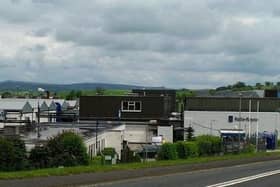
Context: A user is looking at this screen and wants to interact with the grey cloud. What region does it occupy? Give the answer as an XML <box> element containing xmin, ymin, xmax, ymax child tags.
<box><xmin>1</xmin><ymin>0</ymin><xmax>280</xmax><ymax>88</ymax></box>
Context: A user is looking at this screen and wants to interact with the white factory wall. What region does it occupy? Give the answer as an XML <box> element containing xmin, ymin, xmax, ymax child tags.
<box><xmin>123</xmin><ymin>125</ymin><xmax>153</xmax><ymax>143</ymax></box>
<box><xmin>158</xmin><ymin>126</ymin><xmax>173</xmax><ymax>143</ymax></box>
<box><xmin>85</xmin><ymin>130</ymin><xmax>123</xmax><ymax>159</ymax></box>
<box><xmin>184</xmin><ymin>111</ymin><xmax>280</xmax><ymax>137</ymax></box>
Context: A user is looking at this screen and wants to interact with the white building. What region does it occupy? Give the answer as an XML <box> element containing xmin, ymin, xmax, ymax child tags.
<box><xmin>184</xmin><ymin>111</ymin><xmax>280</xmax><ymax>137</ymax></box>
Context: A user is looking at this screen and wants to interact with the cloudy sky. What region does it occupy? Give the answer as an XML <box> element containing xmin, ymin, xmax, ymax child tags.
<box><xmin>1</xmin><ymin>0</ymin><xmax>280</xmax><ymax>88</ymax></box>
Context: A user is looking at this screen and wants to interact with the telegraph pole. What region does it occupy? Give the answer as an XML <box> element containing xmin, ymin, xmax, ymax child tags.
<box><xmin>37</xmin><ymin>101</ymin><xmax>41</xmax><ymax>138</ymax></box>
<box><xmin>238</xmin><ymin>93</ymin><xmax>242</xmax><ymax>151</ymax></box>
<box><xmin>256</xmin><ymin>101</ymin><xmax>260</xmax><ymax>152</ymax></box>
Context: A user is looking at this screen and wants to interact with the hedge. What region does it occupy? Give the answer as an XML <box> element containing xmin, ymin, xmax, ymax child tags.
<box><xmin>196</xmin><ymin>135</ymin><xmax>222</xmax><ymax>156</ymax></box>
<box><xmin>176</xmin><ymin>141</ymin><xmax>199</xmax><ymax>159</ymax></box>
<box><xmin>29</xmin><ymin>146</ymin><xmax>50</xmax><ymax>169</ymax></box>
<box><xmin>158</xmin><ymin>143</ymin><xmax>178</xmax><ymax>160</ymax></box>
<box><xmin>101</xmin><ymin>147</ymin><xmax>116</xmax><ymax>157</ymax></box>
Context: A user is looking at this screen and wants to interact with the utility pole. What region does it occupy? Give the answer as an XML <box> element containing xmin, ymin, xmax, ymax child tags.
<box><xmin>37</xmin><ymin>101</ymin><xmax>41</xmax><ymax>138</ymax></box>
<box><xmin>256</xmin><ymin>101</ymin><xmax>260</xmax><ymax>152</ymax></box>
<box><xmin>249</xmin><ymin>100</ymin><xmax>252</xmax><ymax>139</ymax></box>
<box><xmin>238</xmin><ymin>93</ymin><xmax>242</xmax><ymax>151</ymax></box>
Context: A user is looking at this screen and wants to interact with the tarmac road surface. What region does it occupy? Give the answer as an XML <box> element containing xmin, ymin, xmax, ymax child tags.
<box><xmin>1</xmin><ymin>156</ymin><xmax>280</xmax><ymax>187</ymax></box>
<box><xmin>88</xmin><ymin>160</ymin><xmax>280</xmax><ymax>187</ymax></box>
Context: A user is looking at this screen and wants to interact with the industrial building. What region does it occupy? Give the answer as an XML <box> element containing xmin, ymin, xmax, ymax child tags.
<box><xmin>79</xmin><ymin>89</ymin><xmax>178</xmax><ymax>154</ymax></box>
<box><xmin>79</xmin><ymin>89</ymin><xmax>176</xmax><ymax>120</ymax></box>
<box><xmin>184</xmin><ymin>97</ymin><xmax>280</xmax><ymax>138</ymax></box>
<box><xmin>0</xmin><ymin>98</ymin><xmax>79</xmax><ymax>136</ymax></box>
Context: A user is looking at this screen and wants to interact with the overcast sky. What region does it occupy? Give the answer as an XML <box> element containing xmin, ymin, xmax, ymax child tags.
<box><xmin>1</xmin><ymin>0</ymin><xmax>280</xmax><ymax>88</ymax></box>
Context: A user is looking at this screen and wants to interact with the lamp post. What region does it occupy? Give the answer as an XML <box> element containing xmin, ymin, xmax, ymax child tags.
<box><xmin>249</xmin><ymin>100</ymin><xmax>252</xmax><ymax>139</ymax></box>
<box><xmin>238</xmin><ymin>93</ymin><xmax>242</xmax><ymax>151</ymax></box>
<box><xmin>37</xmin><ymin>87</ymin><xmax>45</xmax><ymax>139</ymax></box>
<box><xmin>256</xmin><ymin>101</ymin><xmax>260</xmax><ymax>152</ymax></box>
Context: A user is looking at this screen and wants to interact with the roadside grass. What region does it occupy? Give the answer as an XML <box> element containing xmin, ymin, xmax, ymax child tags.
<box><xmin>0</xmin><ymin>151</ymin><xmax>279</xmax><ymax>180</ymax></box>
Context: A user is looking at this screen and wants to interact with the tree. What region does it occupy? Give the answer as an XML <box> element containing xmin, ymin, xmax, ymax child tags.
<box><xmin>7</xmin><ymin>137</ymin><xmax>28</xmax><ymax>170</ymax></box>
<box><xmin>185</xmin><ymin>127</ymin><xmax>194</xmax><ymax>141</ymax></box>
<box><xmin>1</xmin><ymin>91</ymin><xmax>12</xmax><ymax>98</ymax></box>
<box><xmin>96</xmin><ymin>87</ymin><xmax>105</xmax><ymax>95</ymax></box>
<box><xmin>46</xmin><ymin>131</ymin><xmax>89</xmax><ymax>167</ymax></box>
<box><xmin>66</xmin><ymin>90</ymin><xmax>76</xmax><ymax>100</ymax></box>
<box><xmin>0</xmin><ymin>137</ymin><xmax>27</xmax><ymax>171</ymax></box>
<box><xmin>29</xmin><ymin>146</ymin><xmax>50</xmax><ymax>169</ymax></box>
<box><xmin>265</xmin><ymin>81</ymin><xmax>273</xmax><ymax>87</ymax></box>
<box><xmin>0</xmin><ymin>138</ymin><xmax>15</xmax><ymax>171</ymax></box>
<box><xmin>76</xmin><ymin>90</ymin><xmax>82</xmax><ymax>98</ymax></box>
<box><xmin>255</xmin><ymin>83</ymin><xmax>263</xmax><ymax>89</ymax></box>
<box><xmin>232</xmin><ymin>82</ymin><xmax>246</xmax><ymax>89</ymax></box>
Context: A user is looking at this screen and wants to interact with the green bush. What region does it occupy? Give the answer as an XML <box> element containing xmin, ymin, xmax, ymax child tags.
<box><xmin>196</xmin><ymin>135</ymin><xmax>222</xmax><ymax>156</ymax></box>
<box><xmin>242</xmin><ymin>144</ymin><xmax>255</xmax><ymax>153</ymax></box>
<box><xmin>176</xmin><ymin>141</ymin><xmax>187</xmax><ymax>159</ymax></box>
<box><xmin>29</xmin><ymin>146</ymin><xmax>50</xmax><ymax>169</ymax></box>
<box><xmin>0</xmin><ymin>137</ymin><xmax>28</xmax><ymax>171</ymax></box>
<box><xmin>90</xmin><ymin>156</ymin><xmax>103</xmax><ymax>165</ymax></box>
<box><xmin>46</xmin><ymin>131</ymin><xmax>89</xmax><ymax>167</ymax></box>
<box><xmin>0</xmin><ymin>137</ymin><xmax>16</xmax><ymax>171</ymax></box>
<box><xmin>185</xmin><ymin>142</ymin><xmax>199</xmax><ymax>158</ymax></box>
<box><xmin>158</xmin><ymin>143</ymin><xmax>178</xmax><ymax>160</ymax></box>
<box><xmin>7</xmin><ymin>137</ymin><xmax>28</xmax><ymax>170</ymax></box>
<box><xmin>176</xmin><ymin>141</ymin><xmax>198</xmax><ymax>159</ymax></box>
<box><xmin>101</xmin><ymin>147</ymin><xmax>116</xmax><ymax>157</ymax></box>
<box><xmin>121</xmin><ymin>146</ymin><xmax>141</xmax><ymax>163</ymax></box>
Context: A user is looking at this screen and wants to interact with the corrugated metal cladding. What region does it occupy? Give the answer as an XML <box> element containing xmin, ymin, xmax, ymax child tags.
<box><xmin>79</xmin><ymin>96</ymin><xmax>173</xmax><ymax>119</ymax></box>
<box><xmin>185</xmin><ymin>97</ymin><xmax>280</xmax><ymax>112</ymax></box>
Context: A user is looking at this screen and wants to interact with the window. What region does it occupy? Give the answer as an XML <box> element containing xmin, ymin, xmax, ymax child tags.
<box><xmin>228</xmin><ymin>115</ymin><xmax>233</xmax><ymax>123</ymax></box>
<box><xmin>121</xmin><ymin>101</ymin><xmax>142</xmax><ymax>112</ymax></box>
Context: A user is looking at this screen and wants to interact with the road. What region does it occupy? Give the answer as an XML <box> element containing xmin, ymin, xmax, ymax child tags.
<box><xmin>1</xmin><ymin>157</ymin><xmax>280</xmax><ymax>187</ymax></box>
<box><xmin>87</xmin><ymin>160</ymin><xmax>280</xmax><ymax>187</ymax></box>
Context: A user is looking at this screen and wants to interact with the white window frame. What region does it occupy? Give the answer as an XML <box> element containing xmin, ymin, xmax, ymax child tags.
<box><xmin>121</xmin><ymin>101</ymin><xmax>142</xmax><ymax>112</ymax></box>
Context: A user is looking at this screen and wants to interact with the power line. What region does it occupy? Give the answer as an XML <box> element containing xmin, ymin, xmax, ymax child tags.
<box><xmin>191</xmin><ymin>121</ymin><xmax>219</xmax><ymax>132</ymax></box>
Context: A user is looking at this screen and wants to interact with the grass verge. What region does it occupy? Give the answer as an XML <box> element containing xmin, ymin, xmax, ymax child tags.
<box><xmin>0</xmin><ymin>151</ymin><xmax>279</xmax><ymax>180</ymax></box>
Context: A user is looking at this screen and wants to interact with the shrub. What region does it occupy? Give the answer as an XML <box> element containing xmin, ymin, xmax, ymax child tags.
<box><xmin>242</xmin><ymin>144</ymin><xmax>255</xmax><ymax>153</ymax></box>
<box><xmin>158</xmin><ymin>143</ymin><xmax>178</xmax><ymax>160</ymax></box>
<box><xmin>0</xmin><ymin>137</ymin><xmax>16</xmax><ymax>171</ymax></box>
<box><xmin>176</xmin><ymin>141</ymin><xmax>198</xmax><ymax>159</ymax></box>
<box><xmin>196</xmin><ymin>135</ymin><xmax>222</xmax><ymax>156</ymax></box>
<box><xmin>90</xmin><ymin>156</ymin><xmax>103</xmax><ymax>165</ymax></box>
<box><xmin>7</xmin><ymin>137</ymin><xmax>28</xmax><ymax>170</ymax></box>
<box><xmin>0</xmin><ymin>137</ymin><xmax>28</xmax><ymax>171</ymax></box>
<box><xmin>185</xmin><ymin>142</ymin><xmax>199</xmax><ymax>158</ymax></box>
<box><xmin>101</xmin><ymin>147</ymin><xmax>116</xmax><ymax>157</ymax></box>
<box><xmin>176</xmin><ymin>141</ymin><xmax>187</xmax><ymax>159</ymax></box>
<box><xmin>121</xmin><ymin>147</ymin><xmax>141</xmax><ymax>163</ymax></box>
<box><xmin>46</xmin><ymin>131</ymin><xmax>89</xmax><ymax>167</ymax></box>
<box><xmin>29</xmin><ymin>146</ymin><xmax>50</xmax><ymax>169</ymax></box>
<box><xmin>210</xmin><ymin>136</ymin><xmax>222</xmax><ymax>154</ymax></box>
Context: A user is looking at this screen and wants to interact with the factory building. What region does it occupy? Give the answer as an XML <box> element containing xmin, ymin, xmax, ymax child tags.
<box><xmin>184</xmin><ymin>97</ymin><xmax>280</xmax><ymax>138</ymax></box>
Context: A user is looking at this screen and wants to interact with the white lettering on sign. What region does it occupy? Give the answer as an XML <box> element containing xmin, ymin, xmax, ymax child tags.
<box><xmin>234</xmin><ymin>117</ymin><xmax>258</xmax><ymax>122</ymax></box>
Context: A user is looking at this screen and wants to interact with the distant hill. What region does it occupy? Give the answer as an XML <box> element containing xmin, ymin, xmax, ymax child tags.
<box><xmin>0</xmin><ymin>80</ymin><xmax>153</xmax><ymax>92</ymax></box>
